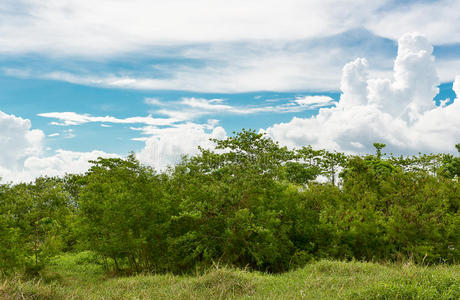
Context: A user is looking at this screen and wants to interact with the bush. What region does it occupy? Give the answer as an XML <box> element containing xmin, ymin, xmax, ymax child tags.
<box><xmin>1</xmin><ymin>131</ymin><xmax>459</xmax><ymax>274</ymax></box>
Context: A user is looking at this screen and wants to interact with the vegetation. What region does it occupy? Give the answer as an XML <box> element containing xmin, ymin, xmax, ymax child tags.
<box><xmin>0</xmin><ymin>129</ymin><xmax>459</xmax><ymax>296</ymax></box>
<box><xmin>0</xmin><ymin>253</ymin><xmax>459</xmax><ymax>299</ymax></box>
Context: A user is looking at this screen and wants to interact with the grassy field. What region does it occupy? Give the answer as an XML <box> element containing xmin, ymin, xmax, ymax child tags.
<box><xmin>1</xmin><ymin>252</ymin><xmax>459</xmax><ymax>299</ymax></box>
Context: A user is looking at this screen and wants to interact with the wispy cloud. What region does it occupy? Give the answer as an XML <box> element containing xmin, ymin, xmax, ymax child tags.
<box><xmin>38</xmin><ymin>112</ymin><xmax>179</xmax><ymax>126</ymax></box>
<box><xmin>63</xmin><ymin>129</ymin><xmax>76</xmax><ymax>139</ymax></box>
<box><xmin>0</xmin><ymin>1</ymin><xmax>381</xmax><ymax>56</ymax></box>
<box><xmin>1</xmin><ymin>1</ymin><xmax>459</xmax><ymax>93</ymax></box>
<box><xmin>153</xmin><ymin>96</ymin><xmax>336</xmax><ymax>120</ymax></box>
<box><xmin>144</xmin><ymin>98</ymin><xmax>162</xmax><ymax>105</ymax></box>
<box><xmin>1</xmin><ymin>0</ymin><xmax>458</xmax><ymax>57</ymax></box>
<box><xmin>38</xmin><ymin>95</ymin><xmax>336</xmax><ymax>128</ymax></box>
<box><xmin>294</xmin><ymin>96</ymin><xmax>335</xmax><ymax>107</ymax></box>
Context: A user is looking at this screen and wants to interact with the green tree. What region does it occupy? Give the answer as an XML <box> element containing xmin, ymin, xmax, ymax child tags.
<box><xmin>440</xmin><ymin>143</ymin><xmax>460</xmax><ymax>179</ymax></box>
<box><xmin>77</xmin><ymin>154</ymin><xmax>169</xmax><ymax>272</ymax></box>
<box><xmin>168</xmin><ymin>130</ymin><xmax>294</xmax><ymax>272</ymax></box>
<box><xmin>0</xmin><ymin>177</ymin><xmax>71</xmax><ymax>273</ymax></box>
<box><xmin>320</xmin><ymin>150</ymin><xmax>347</xmax><ymax>186</ymax></box>
<box><xmin>0</xmin><ymin>183</ymin><xmax>26</xmax><ymax>273</ymax></box>
<box><xmin>373</xmin><ymin>143</ymin><xmax>386</xmax><ymax>159</ymax></box>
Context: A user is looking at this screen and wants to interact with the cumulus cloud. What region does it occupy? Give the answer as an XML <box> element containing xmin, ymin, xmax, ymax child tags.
<box><xmin>0</xmin><ymin>111</ymin><xmax>44</xmax><ymax>172</ymax></box>
<box><xmin>17</xmin><ymin>150</ymin><xmax>118</xmax><ymax>182</ymax></box>
<box><xmin>136</xmin><ymin>122</ymin><xmax>226</xmax><ymax>170</ymax></box>
<box><xmin>454</xmin><ymin>75</ymin><xmax>460</xmax><ymax>97</ymax></box>
<box><xmin>1</xmin><ymin>148</ymin><xmax>119</xmax><ymax>183</ymax></box>
<box><xmin>266</xmin><ymin>33</ymin><xmax>460</xmax><ymax>154</ymax></box>
<box><xmin>368</xmin><ymin>33</ymin><xmax>439</xmax><ymax>121</ymax></box>
<box><xmin>1</xmin><ymin>108</ymin><xmax>223</xmax><ymax>182</ymax></box>
<box><xmin>0</xmin><ymin>110</ymin><xmax>118</xmax><ymax>183</ymax></box>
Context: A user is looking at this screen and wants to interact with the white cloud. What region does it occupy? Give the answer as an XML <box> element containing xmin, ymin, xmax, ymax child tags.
<box><xmin>1</xmin><ymin>1</ymin><xmax>459</xmax><ymax>93</ymax></box>
<box><xmin>437</xmin><ymin>60</ymin><xmax>460</xmax><ymax>85</ymax></box>
<box><xmin>294</xmin><ymin>96</ymin><xmax>336</xmax><ymax>107</ymax></box>
<box><xmin>0</xmin><ymin>110</ymin><xmax>44</xmax><ymax>172</ymax></box>
<box><xmin>38</xmin><ymin>111</ymin><xmax>179</xmax><ymax>126</ymax></box>
<box><xmin>0</xmin><ymin>110</ymin><xmax>118</xmax><ymax>183</ymax></box>
<box><xmin>454</xmin><ymin>75</ymin><xmax>460</xmax><ymax>98</ymax></box>
<box><xmin>144</xmin><ymin>98</ymin><xmax>162</xmax><ymax>106</ymax></box>
<box><xmin>136</xmin><ymin>122</ymin><xmax>227</xmax><ymax>170</ymax></box>
<box><xmin>39</xmin><ymin>99</ymin><xmax>310</xmax><ymax>127</ymax></box>
<box><xmin>339</xmin><ymin>58</ymin><xmax>369</xmax><ymax>108</ymax></box>
<box><xmin>0</xmin><ymin>148</ymin><xmax>120</xmax><ymax>183</ymax></box>
<box><xmin>368</xmin><ymin>0</ymin><xmax>460</xmax><ymax>45</ymax></box>
<box><xmin>2</xmin><ymin>0</ymin><xmax>459</xmax><ymax>57</ymax></box>
<box><xmin>266</xmin><ymin>33</ymin><xmax>460</xmax><ymax>154</ymax></box>
<box><xmin>9</xmin><ymin>29</ymin><xmax>457</xmax><ymax>93</ymax></box>
<box><xmin>62</xmin><ymin>129</ymin><xmax>75</xmax><ymax>139</ymax></box>
<box><xmin>156</xmin><ymin>96</ymin><xmax>336</xmax><ymax>121</ymax></box>
<box><xmin>0</xmin><ymin>0</ymin><xmax>384</xmax><ymax>56</ymax></box>
<box><xmin>35</xmin><ymin>60</ymin><xmax>343</xmax><ymax>93</ymax></box>
<box><xmin>351</xmin><ymin>33</ymin><xmax>440</xmax><ymax>122</ymax></box>
<box><xmin>178</xmin><ymin>97</ymin><xmax>276</xmax><ymax>115</ymax></box>
<box><xmin>19</xmin><ymin>150</ymin><xmax>119</xmax><ymax>182</ymax></box>
<box><xmin>181</xmin><ymin>98</ymin><xmax>234</xmax><ymax>112</ymax></box>
<box><xmin>36</xmin><ymin>96</ymin><xmax>335</xmax><ymax>134</ymax></box>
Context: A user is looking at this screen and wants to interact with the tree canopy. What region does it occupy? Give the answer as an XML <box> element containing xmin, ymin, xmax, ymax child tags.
<box><xmin>1</xmin><ymin>130</ymin><xmax>459</xmax><ymax>274</ymax></box>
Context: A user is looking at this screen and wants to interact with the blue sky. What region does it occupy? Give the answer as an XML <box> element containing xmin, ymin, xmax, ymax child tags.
<box><xmin>0</xmin><ymin>74</ymin><xmax>341</xmax><ymax>154</ymax></box>
<box><xmin>0</xmin><ymin>0</ymin><xmax>459</xmax><ymax>182</ymax></box>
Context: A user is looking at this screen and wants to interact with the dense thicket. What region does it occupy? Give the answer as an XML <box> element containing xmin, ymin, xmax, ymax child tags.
<box><xmin>0</xmin><ymin>130</ymin><xmax>459</xmax><ymax>274</ymax></box>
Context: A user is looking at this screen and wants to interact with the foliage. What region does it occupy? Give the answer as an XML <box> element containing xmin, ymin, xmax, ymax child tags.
<box><xmin>77</xmin><ymin>153</ymin><xmax>170</xmax><ymax>272</ymax></box>
<box><xmin>0</xmin><ymin>129</ymin><xmax>459</xmax><ymax>275</ymax></box>
<box><xmin>166</xmin><ymin>130</ymin><xmax>293</xmax><ymax>272</ymax></box>
<box><xmin>0</xmin><ymin>177</ymin><xmax>71</xmax><ymax>273</ymax></box>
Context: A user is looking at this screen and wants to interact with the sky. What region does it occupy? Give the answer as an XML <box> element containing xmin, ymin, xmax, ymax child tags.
<box><xmin>1</xmin><ymin>0</ymin><xmax>460</xmax><ymax>183</ymax></box>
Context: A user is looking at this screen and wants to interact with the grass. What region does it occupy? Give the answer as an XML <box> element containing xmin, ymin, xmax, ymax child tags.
<box><xmin>1</xmin><ymin>252</ymin><xmax>459</xmax><ymax>299</ymax></box>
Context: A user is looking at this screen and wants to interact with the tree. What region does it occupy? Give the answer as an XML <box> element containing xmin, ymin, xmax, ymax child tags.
<box><xmin>0</xmin><ymin>183</ymin><xmax>25</xmax><ymax>273</ymax></box>
<box><xmin>440</xmin><ymin>143</ymin><xmax>460</xmax><ymax>179</ymax></box>
<box><xmin>0</xmin><ymin>177</ymin><xmax>70</xmax><ymax>274</ymax></box>
<box><xmin>77</xmin><ymin>154</ymin><xmax>168</xmax><ymax>272</ymax></box>
<box><xmin>319</xmin><ymin>150</ymin><xmax>347</xmax><ymax>186</ymax></box>
<box><xmin>373</xmin><ymin>143</ymin><xmax>386</xmax><ymax>159</ymax></box>
<box><xmin>168</xmin><ymin>130</ymin><xmax>294</xmax><ymax>272</ymax></box>
<box><xmin>284</xmin><ymin>146</ymin><xmax>323</xmax><ymax>185</ymax></box>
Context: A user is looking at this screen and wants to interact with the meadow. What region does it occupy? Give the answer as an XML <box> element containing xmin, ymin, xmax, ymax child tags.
<box><xmin>2</xmin><ymin>252</ymin><xmax>459</xmax><ymax>300</ymax></box>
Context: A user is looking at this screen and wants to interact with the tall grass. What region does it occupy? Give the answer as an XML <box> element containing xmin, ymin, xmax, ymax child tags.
<box><xmin>1</xmin><ymin>253</ymin><xmax>459</xmax><ymax>299</ymax></box>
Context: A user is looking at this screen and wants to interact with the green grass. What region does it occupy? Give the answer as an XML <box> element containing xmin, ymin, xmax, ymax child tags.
<box><xmin>1</xmin><ymin>252</ymin><xmax>459</xmax><ymax>299</ymax></box>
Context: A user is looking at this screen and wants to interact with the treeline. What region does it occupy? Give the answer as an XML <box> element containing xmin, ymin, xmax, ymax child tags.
<box><xmin>1</xmin><ymin>130</ymin><xmax>459</xmax><ymax>274</ymax></box>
